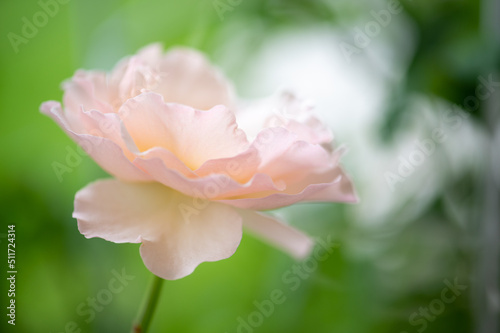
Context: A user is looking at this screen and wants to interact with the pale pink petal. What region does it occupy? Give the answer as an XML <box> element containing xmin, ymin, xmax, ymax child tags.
<box><xmin>297</xmin><ymin>167</ymin><xmax>359</xmax><ymax>203</ymax></box>
<box><xmin>107</xmin><ymin>44</ymin><xmax>165</xmax><ymax>108</ymax></box>
<box><xmin>129</xmin><ymin>119</ymin><xmax>348</xmax><ymax>205</ymax></box>
<box><xmin>218</xmin><ymin>167</ymin><xmax>358</xmax><ymax>210</ymax></box>
<box><xmin>194</xmin><ymin>146</ymin><xmax>260</xmax><ymax>183</ymax></box>
<box><xmin>250</xmin><ymin>127</ymin><xmax>297</xmax><ymax>167</ymax></box>
<box><xmin>257</xmin><ymin>139</ymin><xmax>333</xmax><ymax>185</ymax></box>
<box><xmin>137</xmin><ymin>147</ymin><xmax>197</xmax><ymax>178</ymax></box>
<box><xmin>154</xmin><ymin>48</ymin><xmax>235</xmax><ymax>110</ymax></box>
<box><xmin>40</xmin><ymin>101</ymin><xmax>150</xmax><ymax>182</ymax></box>
<box><xmin>262</xmin><ymin>91</ymin><xmax>333</xmax><ymax>145</ymax></box>
<box><xmin>236</xmin><ymin>91</ymin><xmax>332</xmax><ymax>145</ymax></box>
<box><xmin>119</xmin><ymin>92</ymin><xmax>248</xmax><ymax>170</ymax></box>
<box><xmin>109</xmin><ymin>45</ymin><xmax>234</xmax><ymax>111</ymax></box>
<box><xmin>239</xmin><ymin>210</ymin><xmax>313</xmax><ymax>259</ymax></box>
<box><xmin>249</xmin><ymin>126</ymin><xmax>335</xmax><ymax>187</ymax></box>
<box><xmin>133</xmin><ymin>156</ymin><xmax>285</xmax><ymax>199</ymax></box>
<box><xmin>62</xmin><ymin>70</ymin><xmax>115</xmax><ymax>117</ymax></box>
<box><xmin>277</xmin><ymin>116</ymin><xmax>333</xmax><ymax>145</ymax></box>
<box><xmin>116</xmin><ymin>57</ymin><xmax>162</xmax><ymax>104</ymax></box>
<box><xmin>135</xmin><ymin>43</ymin><xmax>164</xmax><ymax>67</ymax></box>
<box><xmin>73</xmin><ymin>179</ymin><xmax>243</xmax><ymax>280</ymax></box>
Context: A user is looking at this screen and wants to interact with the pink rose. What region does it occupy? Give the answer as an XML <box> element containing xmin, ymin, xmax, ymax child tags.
<box><xmin>41</xmin><ymin>44</ymin><xmax>357</xmax><ymax>280</ymax></box>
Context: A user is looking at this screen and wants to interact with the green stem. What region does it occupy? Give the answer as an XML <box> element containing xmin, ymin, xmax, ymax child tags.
<box><xmin>132</xmin><ymin>275</ymin><xmax>164</xmax><ymax>333</ymax></box>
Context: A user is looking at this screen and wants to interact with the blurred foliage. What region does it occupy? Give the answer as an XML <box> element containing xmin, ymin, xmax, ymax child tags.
<box><xmin>381</xmin><ymin>0</ymin><xmax>499</xmax><ymax>141</ymax></box>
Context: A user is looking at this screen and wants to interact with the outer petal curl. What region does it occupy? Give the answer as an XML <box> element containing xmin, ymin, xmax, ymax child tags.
<box><xmin>40</xmin><ymin>101</ymin><xmax>150</xmax><ymax>182</ymax></box>
<box><xmin>73</xmin><ymin>179</ymin><xmax>243</xmax><ymax>280</ymax></box>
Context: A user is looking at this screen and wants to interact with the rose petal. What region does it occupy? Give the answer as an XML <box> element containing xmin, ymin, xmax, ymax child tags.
<box><xmin>297</xmin><ymin>167</ymin><xmax>359</xmax><ymax>203</ymax></box>
<box><xmin>136</xmin><ymin>147</ymin><xmax>197</xmax><ymax>179</ymax></box>
<box><xmin>236</xmin><ymin>91</ymin><xmax>332</xmax><ymax>145</ymax></box>
<box><xmin>73</xmin><ymin>179</ymin><xmax>243</xmax><ymax>280</ymax></box>
<box><xmin>257</xmin><ymin>138</ymin><xmax>333</xmax><ymax>185</ymax></box>
<box><xmin>218</xmin><ymin>167</ymin><xmax>358</xmax><ymax>210</ymax></box>
<box><xmin>194</xmin><ymin>146</ymin><xmax>260</xmax><ymax>183</ymax></box>
<box><xmin>133</xmin><ymin>156</ymin><xmax>285</xmax><ymax>199</ymax></box>
<box><xmin>62</xmin><ymin>70</ymin><xmax>115</xmax><ymax>117</ymax></box>
<box><xmin>106</xmin><ymin>44</ymin><xmax>168</xmax><ymax>109</ymax></box>
<box><xmin>154</xmin><ymin>48</ymin><xmax>235</xmax><ymax>110</ymax></box>
<box><xmin>136</xmin><ymin>43</ymin><xmax>164</xmax><ymax>67</ymax></box>
<box><xmin>263</xmin><ymin>91</ymin><xmax>333</xmax><ymax>145</ymax></box>
<box><xmin>110</xmin><ymin>45</ymin><xmax>235</xmax><ymax>111</ymax></box>
<box><xmin>279</xmin><ymin>116</ymin><xmax>333</xmax><ymax>146</ymax></box>
<box><xmin>246</xmin><ymin>126</ymin><xmax>336</xmax><ymax>189</ymax></box>
<box><xmin>40</xmin><ymin>101</ymin><xmax>150</xmax><ymax>181</ymax></box>
<box><xmin>116</xmin><ymin>57</ymin><xmax>161</xmax><ymax>104</ymax></box>
<box><xmin>239</xmin><ymin>210</ymin><xmax>313</xmax><ymax>259</ymax></box>
<box><xmin>119</xmin><ymin>92</ymin><xmax>248</xmax><ymax>170</ymax></box>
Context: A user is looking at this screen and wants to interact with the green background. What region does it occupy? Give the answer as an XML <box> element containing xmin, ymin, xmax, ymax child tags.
<box><xmin>0</xmin><ymin>0</ymin><xmax>498</xmax><ymax>332</ymax></box>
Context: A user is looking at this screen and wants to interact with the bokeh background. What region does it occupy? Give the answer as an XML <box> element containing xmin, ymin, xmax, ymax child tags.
<box><xmin>1</xmin><ymin>0</ymin><xmax>499</xmax><ymax>332</ymax></box>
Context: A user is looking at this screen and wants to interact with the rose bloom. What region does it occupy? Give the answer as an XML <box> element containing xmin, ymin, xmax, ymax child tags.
<box><xmin>41</xmin><ymin>44</ymin><xmax>357</xmax><ymax>280</ymax></box>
